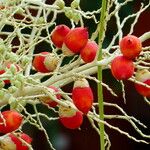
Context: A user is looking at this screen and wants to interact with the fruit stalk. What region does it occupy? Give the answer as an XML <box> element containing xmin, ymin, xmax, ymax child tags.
<box><xmin>97</xmin><ymin>0</ymin><xmax>107</xmax><ymax>150</ymax></box>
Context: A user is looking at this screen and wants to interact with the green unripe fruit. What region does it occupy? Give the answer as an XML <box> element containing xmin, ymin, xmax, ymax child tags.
<box><xmin>0</xmin><ymin>80</ymin><xmax>5</xmax><ymax>89</ymax></box>
<box><xmin>15</xmin><ymin>74</ymin><xmax>24</xmax><ymax>82</ymax></box>
<box><xmin>22</xmin><ymin>56</ymin><xmax>31</xmax><ymax>66</ymax></box>
<box><xmin>72</xmin><ymin>12</ymin><xmax>80</xmax><ymax>24</ymax></box>
<box><xmin>65</xmin><ymin>10</ymin><xmax>73</xmax><ymax>19</ymax></box>
<box><xmin>8</xmin><ymin>86</ymin><xmax>18</xmax><ymax>93</ymax></box>
<box><xmin>14</xmin><ymin>80</ymin><xmax>22</xmax><ymax>88</ymax></box>
<box><xmin>71</xmin><ymin>0</ymin><xmax>80</xmax><ymax>9</ymax></box>
<box><xmin>0</xmin><ymin>90</ymin><xmax>5</xmax><ymax>98</ymax></box>
<box><xmin>37</xmin><ymin>17</ymin><xmax>45</xmax><ymax>24</ymax></box>
<box><xmin>0</xmin><ymin>44</ymin><xmax>6</xmax><ymax>54</ymax></box>
<box><xmin>54</xmin><ymin>0</ymin><xmax>65</xmax><ymax>9</ymax></box>
<box><xmin>9</xmin><ymin>64</ymin><xmax>18</xmax><ymax>74</ymax></box>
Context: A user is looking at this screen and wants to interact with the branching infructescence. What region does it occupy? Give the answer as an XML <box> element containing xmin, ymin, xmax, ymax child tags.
<box><xmin>0</xmin><ymin>0</ymin><xmax>150</xmax><ymax>150</ymax></box>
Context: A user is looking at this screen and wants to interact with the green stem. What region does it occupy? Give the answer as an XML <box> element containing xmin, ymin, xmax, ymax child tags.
<box><xmin>97</xmin><ymin>0</ymin><xmax>107</xmax><ymax>150</ymax></box>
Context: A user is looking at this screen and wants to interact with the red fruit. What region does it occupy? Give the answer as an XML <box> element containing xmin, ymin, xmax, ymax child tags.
<box><xmin>33</xmin><ymin>52</ymin><xmax>49</xmax><ymax>73</ymax></box>
<box><xmin>9</xmin><ymin>133</ymin><xmax>32</xmax><ymax>150</ymax></box>
<box><xmin>0</xmin><ymin>69</ymin><xmax>5</xmax><ymax>75</ymax></box>
<box><xmin>59</xmin><ymin>106</ymin><xmax>83</xmax><ymax>129</ymax></box>
<box><xmin>72</xmin><ymin>78</ymin><xmax>93</xmax><ymax>114</ymax></box>
<box><xmin>111</xmin><ymin>55</ymin><xmax>134</xmax><ymax>80</ymax></box>
<box><xmin>51</xmin><ymin>25</ymin><xmax>70</xmax><ymax>48</ymax></box>
<box><xmin>119</xmin><ymin>35</ymin><xmax>142</xmax><ymax>59</ymax></box>
<box><xmin>33</xmin><ymin>52</ymin><xmax>58</xmax><ymax>73</ymax></box>
<box><xmin>80</xmin><ymin>40</ymin><xmax>98</xmax><ymax>63</ymax></box>
<box><xmin>62</xmin><ymin>27</ymin><xmax>88</xmax><ymax>55</ymax></box>
<box><xmin>40</xmin><ymin>86</ymin><xmax>61</xmax><ymax>107</ymax></box>
<box><xmin>0</xmin><ymin>133</ymin><xmax>32</xmax><ymax>150</ymax></box>
<box><xmin>0</xmin><ymin>110</ymin><xmax>23</xmax><ymax>133</ymax></box>
<box><xmin>134</xmin><ymin>70</ymin><xmax>150</xmax><ymax>97</ymax></box>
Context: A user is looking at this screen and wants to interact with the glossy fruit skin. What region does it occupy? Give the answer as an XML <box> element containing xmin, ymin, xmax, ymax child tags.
<box><xmin>9</xmin><ymin>133</ymin><xmax>32</xmax><ymax>150</ymax></box>
<box><xmin>135</xmin><ymin>80</ymin><xmax>150</xmax><ymax>97</ymax></box>
<box><xmin>41</xmin><ymin>86</ymin><xmax>61</xmax><ymax>107</ymax></box>
<box><xmin>51</xmin><ymin>25</ymin><xmax>70</xmax><ymax>48</ymax></box>
<box><xmin>0</xmin><ymin>110</ymin><xmax>23</xmax><ymax>133</ymax></box>
<box><xmin>59</xmin><ymin>107</ymin><xmax>83</xmax><ymax>129</ymax></box>
<box><xmin>33</xmin><ymin>52</ymin><xmax>58</xmax><ymax>73</ymax></box>
<box><xmin>119</xmin><ymin>35</ymin><xmax>142</xmax><ymax>59</ymax></box>
<box><xmin>32</xmin><ymin>52</ymin><xmax>49</xmax><ymax>73</ymax></box>
<box><xmin>63</xmin><ymin>27</ymin><xmax>88</xmax><ymax>54</ymax></box>
<box><xmin>60</xmin><ymin>111</ymin><xmax>83</xmax><ymax>129</ymax></box>
<box><xmin>134</xmin><ymin>70</ymin><xmax>150</xmax><ymax>97</ymax></box>
<box><xmin>72</xmin><ymin>86</ymin><xmax>93</xmax><ymax>114</ymax></box>
<box><xmin>80</xmin><ymin>40</ymin><xmax>98</xmax><ymax>63</ymax></box>
<box><xmin>111</xmin><ymin>55</ymin><xmax>134</xmax><ymax>80</ymax></box>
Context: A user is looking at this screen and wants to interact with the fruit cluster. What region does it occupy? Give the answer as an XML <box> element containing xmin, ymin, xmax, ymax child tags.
<box><xmin>51</xmin><ymin>24</ymin><xmax>99</xmax><ymax>61</ymax></box>
<box><xmin>32</xmin><ymin>25</ymin><xmax>99</xmax><ymax>73</ymax></box>
<box><xmin>0</xmin><ymin>110</ymin><xmax>32</xmax><ymax>150</ymax></box>
<box><xmin>59</xmin><ymin>78</ymin><xmax>94</xmax><ymax>129</ymax></box>
<box><xmin>40</xmin><ymin>78</ymin><xmax>94</xmax><ymax>129</ymax></box>
<box><xmin>110</xmin><ymin>35</ymin><xmax>150</xmax><ymax>97</ymax></box>
<box><xmin>32</xmin><ymin>25</ymin><xmax>97</xmax><ymax>129</ymax></box>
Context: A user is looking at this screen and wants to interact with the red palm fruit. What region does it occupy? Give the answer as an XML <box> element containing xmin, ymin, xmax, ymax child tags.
<box><xmin>33</xmin><ymin>52</ymin><xmax>59</xmax><ymax>73</ymax></box>
<box><xmin>40</xmin><ymin>86</ymin><xmax>61</xmax><ymax>107</ymax></box>
<box><xmin>72</xmin><ymin>78</ymin><xmax>94</xmax><ymax>114</ymax></box>
<box><xmin>111</xmin><ymin>55</ymin><xmax>134</xmax><ymax>80</ymax></box>
<box><xmin>80</xmin><ymin>40</ymin><xmax>98</xmax><ymax>63</ymax></box>
<box><xmin>134</xmin><ymin>70</ymin><xmax>150</xmax><ymax>97</ymax></box>
<box><xmin>59</xmin><ymin>106</ymin><xmax>83</xmax><ymax>129</ymax></box>
<box><xmin>119</xmin><ymin>35</ymin><xmax>142</xmax><ymax>59</ymax></box>
<box><xmin>62</xmin><ymin>27</ymin><xmax>88</xmax><ymax>55</ymax></box>
<box><xmin>51</xmin><ymin>24</ymin><xmax>71</xmax><ymax>48</ymax></box>
<box><xmin>9</xmin><ymin>133</ymin><xmax>32</xmax><ymax>150</ymax></box>
<box><xmin>0</xmin><ymin>133</ymin><xmax>32</xmax><ymax>150</ymax></box>
<box><xmin>0</xmin><ymin>110</ymin><xmax>23</xmax><ymax>133</ymax></box>
<box><xmin>33</xmin><ymin>52</ymin><xmax>50</xmax><ymax>73</ymax></box>
<box><xmin>0</xmin><ymin>69</ymin><xmax>5</xmax><ymax>75</ymax></box>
